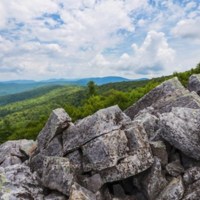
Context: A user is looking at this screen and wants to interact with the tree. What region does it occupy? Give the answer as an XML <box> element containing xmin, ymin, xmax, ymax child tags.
<box><xmin>87</xmin><ymin>81</ymin><xmax>97</xmax><ymax>96</ymax></box>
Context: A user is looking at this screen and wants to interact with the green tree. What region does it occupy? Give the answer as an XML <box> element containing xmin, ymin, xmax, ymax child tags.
<box><xmin>87</xmin><ymin>81</ymin><xmax>97</xmax><ymax>96</ymax></box>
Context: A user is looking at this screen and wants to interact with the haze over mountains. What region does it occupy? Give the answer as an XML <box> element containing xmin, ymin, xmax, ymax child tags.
<box><xmin>0</xmin><ymin>76</ymin><xmax>147</xmax><ymax>96</ymax></box>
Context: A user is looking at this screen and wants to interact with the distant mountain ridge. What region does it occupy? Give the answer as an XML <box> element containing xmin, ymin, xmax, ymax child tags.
<box><xmin>0</xmin><ymin>76</ymin><xmax>148</xmax><ymax>96</ymax></box>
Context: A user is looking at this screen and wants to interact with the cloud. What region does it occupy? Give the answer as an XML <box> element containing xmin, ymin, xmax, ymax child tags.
<box><xmin>172</xmin><ymin>17</ymin><xmax>200</xmax><ymax>41</ymax></box>
<box><xmin>0</xmin><ymin>0</ymin><xmax>199</xmax><ymax>80</ymax></box>
<box><xmin>116</xmin><ymin>31</ymin><xmax>175</xmax><ymax>75</ymax></box>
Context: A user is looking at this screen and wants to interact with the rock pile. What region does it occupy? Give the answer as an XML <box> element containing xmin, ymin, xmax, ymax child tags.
<box><xmin>1</xmin><ymin>75</ymin><xmax>200</xmax><ymax>199</ymax></box>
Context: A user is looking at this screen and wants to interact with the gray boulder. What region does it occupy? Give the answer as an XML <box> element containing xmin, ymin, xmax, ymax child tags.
<box><xmin>0</xmin><ymin>139</ymin><xmax>36</xmax><ymax>167</ymax></box>
<box><xmin>99</xmin><ymin>120</ymin><xmax>153</xmax><ymax>183</ymax></box>
<box><xmin>82</xmin><ymin>174</ymin><xmax>103</xmax><ymax>193</ymax></box>
<box><xmin>66</xmin><ymin>150</ymin><xmax>82</xmax><ymax>172</ymax></box>
<box><xmin>37</xmin><ymin>108</ymin><xmax>71</xmax><ymax>152</ymax></box>
<box><xmin>42</xmin><ymin>134</ymin><xmax>63</xmax><ymax>157</ymax></box>
<box><xmin>42</xmin><ymin>156</ymin><xmax>74</xmax><ymax>196</ymax></box>
<box><xmin>155</xmin><ymin>176</ymin><xmax>184</xmax><ymax>200</ymax></box>
<box><xmin>125</xmin><ymin>77</ymin><xmax>186</xmax><ymax>119</ymax></box>
<box><xmin>188</xmin><ymin>74</ymin><xmax>200</xmax><ymax>94</ymax></box>
<box><xmin>182</xmin><ymin>179</ymin><xmax>200</xmax><ymax>200</ymax></box>
<box><xmin>183</xmin><ymin>166</ymin><xmax>200</xmax><ymax>185</ymax></box>
<box><xmin>125</xmin><ymin>77</ymin><xmax>200</xmax><ymax>120</ymax></box>
<box><xmin>133</xmin><ymin>107</ymin><xmax>160</xmax><ymax>140</ymax></box>
<box><xmin>82</xmin><ymin>129</ymin><xmax>128</xmax><ymax>172</ymax></box>
<box><xmin>142</xmin><ymin>157</ymin><xmax>168</xmax><ymax>200</ymax></box>
<box><xmin>159</xmin><ymin>107</ymin><xmax>200</xmax><ymax>160</ymax></box>
<box><xmin>166</xmin><ymin>160</ymin><xmax>184</xmax><ymax>177</ymax></box>
<box><xmin>63</xmin><ymin>105</ymin><xmax>131</xmax><ymax>154</ymax></box>
<box><xmin>0</xmin><ymin>164</ymin><xmax>44</xmax><ymax>199</ymax></box>
<box><xmin>150</xmin><ymin>141</ymin><xmax>168</xmax><ymax>166</ymax></box>
<box><xmin>69</xmin><ymin>182</ymin><xmax>96</xmax><ymax>200</ymax></box>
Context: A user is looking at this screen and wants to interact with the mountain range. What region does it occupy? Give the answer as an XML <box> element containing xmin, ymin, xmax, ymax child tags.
<box><xmin>0</xmin><ymin>76</ymin><xmax>147</xmax><ymax>96</ymax></box>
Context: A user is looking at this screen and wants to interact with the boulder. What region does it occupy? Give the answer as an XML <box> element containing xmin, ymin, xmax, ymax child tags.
<box><xmin>155</xmin><ymin>176</ymin><xmax>184</xmax><ymax>200</ymax></box>
<box><xmin>0</xmin><ymin>164</ymin><xmax>44</xmax><ymax>199</ymax></box>
<box><xmin>29</xmin><ymin>153</ymin><xmax>45</xmax><ymax>176</ymax></box>
<box><xmin>42</xmin><ymin>134</ymin><xmax>63</xmax><ymax>157</ymax></box>
<box><xmin>159</xmin><ymin>107</ymin><xmax>200</xmax><ymax>160</ymax></box>
<box><xmin>0</xmin><ymin>139</ymin><xmax>36</xmax><ymax>167</ymax></box>
<box><xmin>188</xmin><ymin>74</ymin><xmax>200</xmax><ymax>94</ymax></box>
<box><xmin>0</xmin><ymin>156</ymin><xmax>22</xmax><ymax>168</ymax></box>
<box><xmin>69</xmin><ymin>182</ymin><xmax>96</xmax><ymax>200</ymax></box>
<box><xmin>125</xmin><ymin>77</ymin><xmax>186</xmax><ymax>119</ymax></box>
<box><xmin>183</xmin><ymin>166</ymin><xmax>200</xmax><ymax>185</ymax></box>
<box><xmin>63</xmin><ymin>105</ymin><xmax>131</xmax><ymax>154</ymax></box>
<box><xmin>66</xmin><ymin>150</ymin><xmax>82</xmax><ymax>172</ymax></box>
<box><xmin>42</xmin><ymin>156</ymin><xmax>74</xmax><ymax>196</ymax></box>
<box><xmin>125</xmin><ymin>77</ymin><xmax>200</xmax><ymax>120</ymax></box>
<box><xmin>149</xmin><ymin>141</ymin><xmax>168</xmax><ymax>166</ymax></box>
<box><xmin>182</xmin><ymin>179</ymin><xmax>200</xmax><ymax>200</ymax></box>
<box><xmin>37</xmin><ymin>108</ymin><xmax>71</xmax><ymax>152</ymax></box>
<box><xmin>133</xmin><ymin>107</ymin><xmax>160</xmax><ymax>140</ymax></box>
<box><xmin>142</xmin><ymin>157</ymin><xmax>168</xmax><ymax>200</ymax></box>
<box><xmin>82</xmin><ymin>174</ymin><xmax>103</xmax><ymax>193</ymax></box>
<box><xmin>166</xmin><ymin>160</ymin><xmax>184</xmax><ymax>177</ymax></box>
<box><xmin>100</xmin><ymin>120</ymin><xmax>154</xmax><ymax>183</ymax></box>
<box><xmin>82</xmin><ymin>129</ymin><xmax>128</xmax><ymax>172</ymax></box>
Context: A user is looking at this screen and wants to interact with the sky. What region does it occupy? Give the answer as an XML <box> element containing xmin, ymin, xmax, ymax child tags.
<box><xmin>0</xmin><ymin>0</ymin><xmax>200</xmax><ymax>80</ymax></box>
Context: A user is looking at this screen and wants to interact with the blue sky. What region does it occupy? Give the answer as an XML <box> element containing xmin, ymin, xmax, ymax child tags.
<box><xmin>0</xmin><ymin>0</ymin><xmax>200</xmax><ymax>80</ymax></box>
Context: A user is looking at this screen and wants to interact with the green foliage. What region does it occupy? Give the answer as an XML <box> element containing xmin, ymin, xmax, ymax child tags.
<box><xmin>87</xmin><ymin>81</ymin><xmax>97</xmax><ymax>96</ymax></box>
<box><xmin>0</xmin><ymin>62</ymin><xmax>200</xmax><ymax>143</ymax></box>
<box><xmin>0</xmin><ymin>85</ymin><xmax>63</xmax><ymax>106</ymax></box>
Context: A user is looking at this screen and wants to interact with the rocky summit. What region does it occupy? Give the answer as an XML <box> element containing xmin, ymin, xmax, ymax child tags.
<box><xmin>2</xmin><ymin>75</ymin><xmax>200</xmax><ymax>199</ymax></box>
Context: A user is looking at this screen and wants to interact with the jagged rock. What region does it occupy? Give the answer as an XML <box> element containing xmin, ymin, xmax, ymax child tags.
<box><xmin>82</xmin><ymin>174</ymin><xmax>103</xmax><ymax>193</ymax></box>
<box><xmin>188</xmin><ymin>74</ymin><xmax>200</xmax><ymax>94</ymax></box>
<box><xmin>82</xmin><ymin>129</ymin><xmax>128</xmax><ymax>172</ymax></box>
<box><xmin>0</xmin><ymin>156</ymin><xmax>22</xmax><ymax>168</ymax></box>
<box><xmin>182</xmin><ymin>179</ymin><xmax>200</xmax><ymax>200</ymax></box>
<box><xmin>133</xmin><ymin>107</ymin><xmax>160</xmax><ymax>140</ymax></box>
<box><xmin>63</xmin><ymin>105</ymin><xmax>131</xmax><ymax>154</ymax></box>
<box><xmin>42</xmin><ymin>134</ymin><xmax>63</xmax><ymax>156</ymax></box>
<box><xmin>66</xmin><ymin>150</ymin><xmax>82</xmax><ymax>172</ymax></box>
<box><xmin>44</xmin><ymin>192</ymin><xmax>68</xmax><ymax>200</ymax></box>
<box><xmin>183</xmin><ymin>166</ymin><xmax>200</xmax><ymax>185</ymax></box>
<box><xmin>150</xmin><ymin>141</ymin><xmax>168</xmax><ymax>166</ymax></box>
<box><xmin>6</xmin><ymin>75</ymin><xmax>200</xmax><ymax>199</ymax></box>
<box><xmin>125</xmin><ymin>77</ymin><xmax>200</xmax><ymax>120</ymax></box>
<box><xmin>159</xmin><ymin>107</ymin><xmax>200</xmax><ymax>160</ymax></box>
<box><xmin>0</xmin><ymin>164</ymin><xmax>44</xmax><ymax>199</ymax></box>
<box><xmin>0</xmin><ymin>139</ymin><xmax>36</xmax><ymax>167</ymax></box>
<box><xmin>125</xmin><ymin>77</ymin><xmax>186</xmax><ymax>119</ymax></box>
<box><xmin>69</xmin><ymin>182</ymin><xmax>96</xmax><ymax>200</ymax></box>
<box><xmin>29</xmin><ymin>153</ymin><xmax>45</xmax><ymax>176</ymax></box>
<box><xmin>142</xmin><ymin>157</ymin><xmax>168</xmax><ymax>200</ymax></box>
<box><xmin>37</xmin><ymin>108</ymin><xmax>71</xmax><ymax>152</ymax></box>
<box><xmin>155</xmin><ymin>176</ymin><xmax>184</xmax><ymax>200</ymax></box>
<box><xmin>100</xmin><ymin>120</ymin><xmax>154</xmax><ymax>183</ymax></box>
<box><xmin>166</xmin><ymin>160</ymin><xmax>184</xmax><ymax>177</ymax></box>
<box><xmin>42</xmin><ymin>156</ymin><xmax>74</xmax><ymax>196</ymax></box>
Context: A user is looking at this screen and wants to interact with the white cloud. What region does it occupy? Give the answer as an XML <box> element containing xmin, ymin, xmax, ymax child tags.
<box><xmin>0</xmin><ymin>0</ymin><xmax>199</xmax><ymax>80</ymax></box>
<box><xmin>172</xmin><ymin>17</ymin><xmax>200</xmax><ymax>42</ymax></box>
<box><xmin>116</xmin><ymin>31</ymin><xmax>175</xmax><ymax>76</ymax></box>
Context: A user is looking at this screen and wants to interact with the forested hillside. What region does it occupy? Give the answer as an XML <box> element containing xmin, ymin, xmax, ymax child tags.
<box><xmin>0</xmin><ymin>76</ymin><xmax>133</xmax><ymax>96</ymax></box>
<box><xmin>0</xmin><ymin>63</ymin><xmax>200</xmax><ymax>143</ymax></box>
